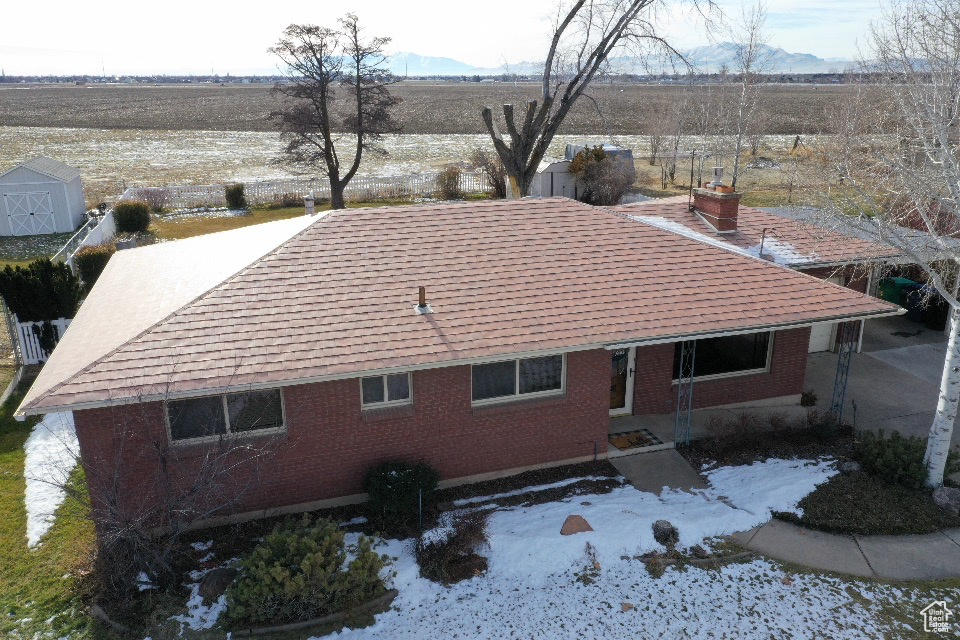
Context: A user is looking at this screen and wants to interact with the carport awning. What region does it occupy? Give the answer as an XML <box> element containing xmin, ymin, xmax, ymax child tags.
<box><xmin>603</xmin><ymin>307</ymin><xmax>905</xmax><ymax>350</ymax></box>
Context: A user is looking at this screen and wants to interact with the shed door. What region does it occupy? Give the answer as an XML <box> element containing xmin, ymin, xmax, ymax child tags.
<box><xmin>3</xmin><ymin>191</ymin><xmax>56</xmax><ymax>236</ymax></box>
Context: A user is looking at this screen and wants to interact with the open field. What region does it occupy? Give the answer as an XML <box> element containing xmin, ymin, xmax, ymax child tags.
<box><xmin>0</xmin><ymin>125</ymin><xmax>821</xmax><ymax>207</ymax></box>
<box><xmin>0</xmin><ymin>82</ymin><xmax>866</xmax><ymax>135</ymax></box>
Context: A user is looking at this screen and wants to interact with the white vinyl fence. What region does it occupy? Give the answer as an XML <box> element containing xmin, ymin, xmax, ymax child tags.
<box><xmin>10</xmin><ymin>316</ymin><xmax>71</xmax><ymax>365</ymax></box>
<box><xmin>118</xmin><ymin>172</ymin><xmax>492</xmax><ymax>210</ymax></box>
<box><xmin>52</xmin><ymin>211</ymin><xmax>117</xmax><ymax>270</ymax></box>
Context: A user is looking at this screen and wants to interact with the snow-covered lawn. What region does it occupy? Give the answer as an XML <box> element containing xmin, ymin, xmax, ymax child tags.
<box><xmin>170</xmin><ymin>458</ymin><xmax>949</xmax><ymax>638</ymax></box>
<box><xmin>23</xmin><ymin>411</ymin><xmax>78</xmax><ymax>547</ymax></box>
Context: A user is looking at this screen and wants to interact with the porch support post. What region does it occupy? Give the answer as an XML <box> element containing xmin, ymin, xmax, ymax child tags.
<box><xmin>675</xmin><ymin>340</ymin><xmax>696</xmax><ymax>446</ymax></box>
<box><xmin>830</xmin><ymin>322</ymin><xmax>857</xmax><ymax>425</ymax></box>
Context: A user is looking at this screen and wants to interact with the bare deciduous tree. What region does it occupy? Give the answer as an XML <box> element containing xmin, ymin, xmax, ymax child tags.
<box><xmin>482</xmin><ymin>0</ymin><xmax>688</xmax><ymax>197</ymax></box>
<box><xmin>270</xmin><ymin>15</ymin><xmax>401</xmax><ymax>209</ymax></box>
<box><xmin>726</xmin><ymin>2</ymin><xmax>770</xmax><ymax>189</ymax></box>
<box><xmin>815</xmin><ymin>0</ymin><xmax>960</xmax><ymax>486</ymax></box>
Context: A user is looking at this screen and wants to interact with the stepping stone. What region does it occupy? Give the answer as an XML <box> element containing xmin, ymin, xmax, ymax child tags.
<box><xmin>561</xmin><ymin>514</ymin><xmax>593</xmax><ymax>535</ymax></box>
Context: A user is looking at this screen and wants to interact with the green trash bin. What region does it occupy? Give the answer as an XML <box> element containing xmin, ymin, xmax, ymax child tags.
<box><xmin>877</xmin><ymin>277</ymin><xmax>918</xmax><ymax>306</ymax></box>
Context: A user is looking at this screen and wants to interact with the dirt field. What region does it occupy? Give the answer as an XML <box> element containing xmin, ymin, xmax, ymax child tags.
<box><xmin>0</xmin><ymin>82</ymin><xmax>861</xmax><ymax>135</ymax></box>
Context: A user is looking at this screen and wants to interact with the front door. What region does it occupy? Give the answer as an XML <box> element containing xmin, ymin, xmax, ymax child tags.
<box><xmin>609</xmin><ymin>347</ymin><xmax>636</xmax><ymax>416</ymax></box>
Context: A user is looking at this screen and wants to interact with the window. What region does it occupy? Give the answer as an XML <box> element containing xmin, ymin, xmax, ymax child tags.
<box><xmin>472</xmin><ymin>354</ymin><xmax>565</xmax><ymax>404</ymax></box>
<box><xmin>167</xmin><ymin>389</ymin><xmax>285</xmax><ymax>442</ymax></box>
<box><xmin>672</xmin><ymin>332</ymin><xmax>772</xmax><ymax>380</ymax></box>
<box><xmin>361</xmin><ymin>373</ymin><xmax>412</xmax><ymax>407</ymax></box>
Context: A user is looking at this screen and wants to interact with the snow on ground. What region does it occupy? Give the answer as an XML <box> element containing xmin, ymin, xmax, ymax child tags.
<box><xmin>451</xmin><ymin>476</ymin><xmax>615</xmax><ymax>507</ymax></box>
<box><xmin>320</xmin><ymin>458</ymin><xmax>907</xmax><ymax>639</ymax></box>
<box><xmin>171</xmin><ymin>578</ymin><xmax>227</xmax><ymax>632</ymax></box>
<box><xmin>23</xmin><ymin>411</ymin><xmax>78</xmax><ymax>547</ymax></box>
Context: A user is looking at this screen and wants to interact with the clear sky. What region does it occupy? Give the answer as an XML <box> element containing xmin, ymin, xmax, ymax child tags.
<box><xmin>0</xmin><ymin>0</ymin><xmax>881</xmax><ymax>75</ymax></box>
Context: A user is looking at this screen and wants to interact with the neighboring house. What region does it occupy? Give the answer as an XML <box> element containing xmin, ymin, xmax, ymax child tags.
<box><xmin>616</xmin><ymin>192</ymin><xmax>904</xmax><ymax>353</ymax></box>
<box><xmin>16</xmin><ymin>196</ymin><xmax>898</xmax><ymax>529</ymax></box>
<box><xmin>0</xmin><ymin>157</ymin><xmax>86</xmax><ymax>236</ymax></box>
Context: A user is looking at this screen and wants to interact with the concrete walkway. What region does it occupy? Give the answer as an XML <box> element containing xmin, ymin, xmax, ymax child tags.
<box><xmin>610</xmin><ymin>448</ymin><xmax>707</xmax><ymax>494</ymax></box>
<box><xmin>610</xmin><ymin>447</ymin><xmax>960</xmax><ymax>580</ymax></box>
<box><xmin>732</xmin><ymin>520</ymin><xmax>960</xmax><ymax>580</ymax></box>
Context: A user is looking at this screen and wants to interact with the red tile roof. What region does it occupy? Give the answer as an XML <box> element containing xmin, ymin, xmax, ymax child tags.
<box><xmin>19</xmin><ymin>197</ymin><xmax>898</xmax><ymax>414</ymax></box>
<box><xmin>616</xmin><ymin>196</ymin><xmax>901</xmax><ymax>267</ymax></box>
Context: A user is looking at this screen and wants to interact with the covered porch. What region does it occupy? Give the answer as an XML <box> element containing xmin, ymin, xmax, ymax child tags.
<box><xmin>606</xmin><ymin>313</ymin><xmax>956</xmax><ymax>457</ymax></box>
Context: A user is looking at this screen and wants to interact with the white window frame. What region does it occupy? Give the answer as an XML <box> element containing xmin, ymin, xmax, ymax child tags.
<box><xmin>165</xmin><ymin>389</ymin><xmax>287</xmax><ymax>445</ymax></box>
<box><xmin>671</xmin><ymin>331</ymin><xmax>776</xmax><ymax>383</ymax></box>
<box><xmin>360</xmin><ymin>372</ymin><xmax>413</xmax><ymax>409</ymax></box>
<box><xmin>471</xmin><ymin>354</ymin><xmax>566</xmax><ymax>407</ymax></box>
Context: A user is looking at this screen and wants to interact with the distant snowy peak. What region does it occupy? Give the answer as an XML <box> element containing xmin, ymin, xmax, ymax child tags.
<box><xmin>387</xmin><ymin>44</ymin><xmax>853</xmax><ymax>77</ymax></box>
<box><xmin>682</xmin><ymin>43</ymin><xmax>853</xmax><ymax>74</ymax></box>
<box><xmin>387</xmin><ymin>52</ymin><xmax>484</xmax><ymax>77</ymax></box>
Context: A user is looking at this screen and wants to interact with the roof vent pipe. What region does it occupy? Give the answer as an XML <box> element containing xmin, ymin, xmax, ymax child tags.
<box><xmin>414</xmin><ymin>286</ymin><xmax>433</xmax><ymax>314</ymax></box>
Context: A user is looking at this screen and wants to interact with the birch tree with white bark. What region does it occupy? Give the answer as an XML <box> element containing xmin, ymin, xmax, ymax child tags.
<box><xmin>725</xmin><ymin>2</ymin><xmax>770</xmax><ymax>190</ymax></box>
<box><xmin>815</xmin><ymin>0</ymin><xmax>960</xmax><ymax>486</ymax></box>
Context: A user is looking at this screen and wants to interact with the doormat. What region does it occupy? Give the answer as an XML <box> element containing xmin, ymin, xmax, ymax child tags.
<box><xmin>609</xmin><ymin>429</ymin><xmax>664</xmax><ymax>451</ymax></box>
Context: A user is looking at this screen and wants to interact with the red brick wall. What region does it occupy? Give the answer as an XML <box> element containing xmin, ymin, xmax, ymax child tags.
<box><xmin>801</xmin><ymin>266</ymin><xmax>869</xmax><ymax>293</ymax></box>
<box><xmin>630</xmin><ymin>327</ymin><xmax>811</xmax><ymax>415</ymax></box>
<box><xmin>73</xmin><ymin>350</ymin><xmax>610</xmax><ymax>525</ymax></box>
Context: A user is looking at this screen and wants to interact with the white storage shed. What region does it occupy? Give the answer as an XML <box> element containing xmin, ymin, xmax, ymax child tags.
<box><xmin>530</xmin><ymin>159</ymin><xmax>579</xmax><ymax>199</ymax></box>
<box><xmin>0</xmin><ymin>157</ymin><xmax>86</xmax><ymax>236</ymax></box>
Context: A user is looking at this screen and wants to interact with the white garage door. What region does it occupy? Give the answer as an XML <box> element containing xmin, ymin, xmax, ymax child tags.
<box><xmin>3</xmin><ymin>191</ymin><xmax>56</xmax><ymax>236</ymax></box>
<box><xmin>809</xmin><ymin>277</ymin><xmax>844</xmax><ymax>352</ymax></box>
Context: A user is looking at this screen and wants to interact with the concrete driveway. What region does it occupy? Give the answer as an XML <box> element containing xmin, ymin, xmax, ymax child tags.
<box><xmin>805</xmin><ymin>314</ymin><xmax>958</xmax><ymax>445</ymax></box>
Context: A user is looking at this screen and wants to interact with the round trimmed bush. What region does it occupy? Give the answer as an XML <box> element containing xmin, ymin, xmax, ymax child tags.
<box><xmin>113</xmin><ymin>201</ymin><xmax>151</xmax><ymax>233</ymax></box>
<box><xmin>74</xmin><ymin>243</ymin><xmax>116</xmax><ymax>291</ymax></box>
<box><xmin>224</xmin><ymin>515</ymin><xmax>385</xmax><ymax>626</ymax></box>
<box><xmin>364</xmin><ymin>461</ymin><xmax>440</xmax><ymax>533</ymax></box>
<box><xmin>225</xmin><ymin>183</ymin><xmax>247</xmax><ymax>210</ymax></box>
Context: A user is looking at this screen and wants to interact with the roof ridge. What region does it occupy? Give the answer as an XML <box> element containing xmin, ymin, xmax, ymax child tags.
<box><xmin>25</xmin><ymin>214</ymin><xmax>326</xmax><ymax>410</ymax></box>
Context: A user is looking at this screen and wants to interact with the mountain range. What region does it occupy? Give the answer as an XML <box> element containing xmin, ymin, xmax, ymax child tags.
<box><xmin>387</xmin><ymin>44</ymin><xmax>853</xmax><ymax>76</ymax></box>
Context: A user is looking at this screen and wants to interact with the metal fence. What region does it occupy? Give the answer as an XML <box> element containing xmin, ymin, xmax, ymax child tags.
<box><xmin>118</xmin><ymin>172</ymin><xmax>492</xmax><ymax>210</ymax></box>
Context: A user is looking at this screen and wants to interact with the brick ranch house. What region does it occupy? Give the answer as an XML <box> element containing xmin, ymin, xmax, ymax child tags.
<box><xmin>17</xmin><ymin>193</ymin><xmax>900</xmax><ymax>529</ymax></box>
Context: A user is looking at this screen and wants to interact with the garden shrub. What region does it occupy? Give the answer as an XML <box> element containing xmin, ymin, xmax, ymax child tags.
<box><xmin>0</xmin><ymin>258</ymin><xmax>81</xmax><ymax>321</ymax></box>
<box><xmin>415</xmin><ymin>511</ymin><xmax>489</xmax><ymax>583</ymax></box>
<box><xmin>854</xmin><ymin>430</ymin><xmax>960</xmax><ymax>489</ymax></box>
<box><xmin>225</xmin><ymin>183</ymin><xmax>247</xmax><ymax>210</ymax></box>
<box><xmin>469</xmin><ymin>148</ymin><xmax>507</xmax><ymax>199</ymax></box>
<box><xmin>569</xmin><ymin>145</ymin><xmax>633</xmax><ymax>206</ymax></box>
<box><xmin>74</xmin><ymin>243</ymin><xmax>116</xmax><ymax>291</ymax></box>
<box><xmin>436</xmin><ymin>166</ymin><xmax>464</xmax><ymax>200</ymax></box>
<box><xmin>364</xmin><ymin>461</ymin><xmax>440</xmax><ymax>534</ymax></box>
<box><xmin>224</xmin><ymin>515</ymin><xmax>385</xmax><ymax>627</ymax></box>
<box><xmin>113</xmin><ymin>200</ymin><xmax>151</xmax><ymax>233</ymax></box>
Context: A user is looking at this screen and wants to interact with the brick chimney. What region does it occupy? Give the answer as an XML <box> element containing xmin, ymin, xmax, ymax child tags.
<box><xmin>692</xmin><ymin>185</ymin><xmax>742</xmax><ymax>233</ymax></box>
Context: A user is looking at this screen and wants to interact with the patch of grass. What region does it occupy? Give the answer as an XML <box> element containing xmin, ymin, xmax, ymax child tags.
<box><xmin>0</xmin><ymin>232</ymin><xmax>74</xmax><ymax>269</ymax></box>
<box><xmin>774</xmin><ymin>472</ymin><xmax>960</xmax><ymax>536</ymax></box>
<box><xmin>149</xmin><ymin>198</ymin><xmax>459</xmax><ymax>241</ymax></box>
<box><xmin>0</xmin><ymin>367</ymin><xmax>97</xmax><ymax>638</ymax></box>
